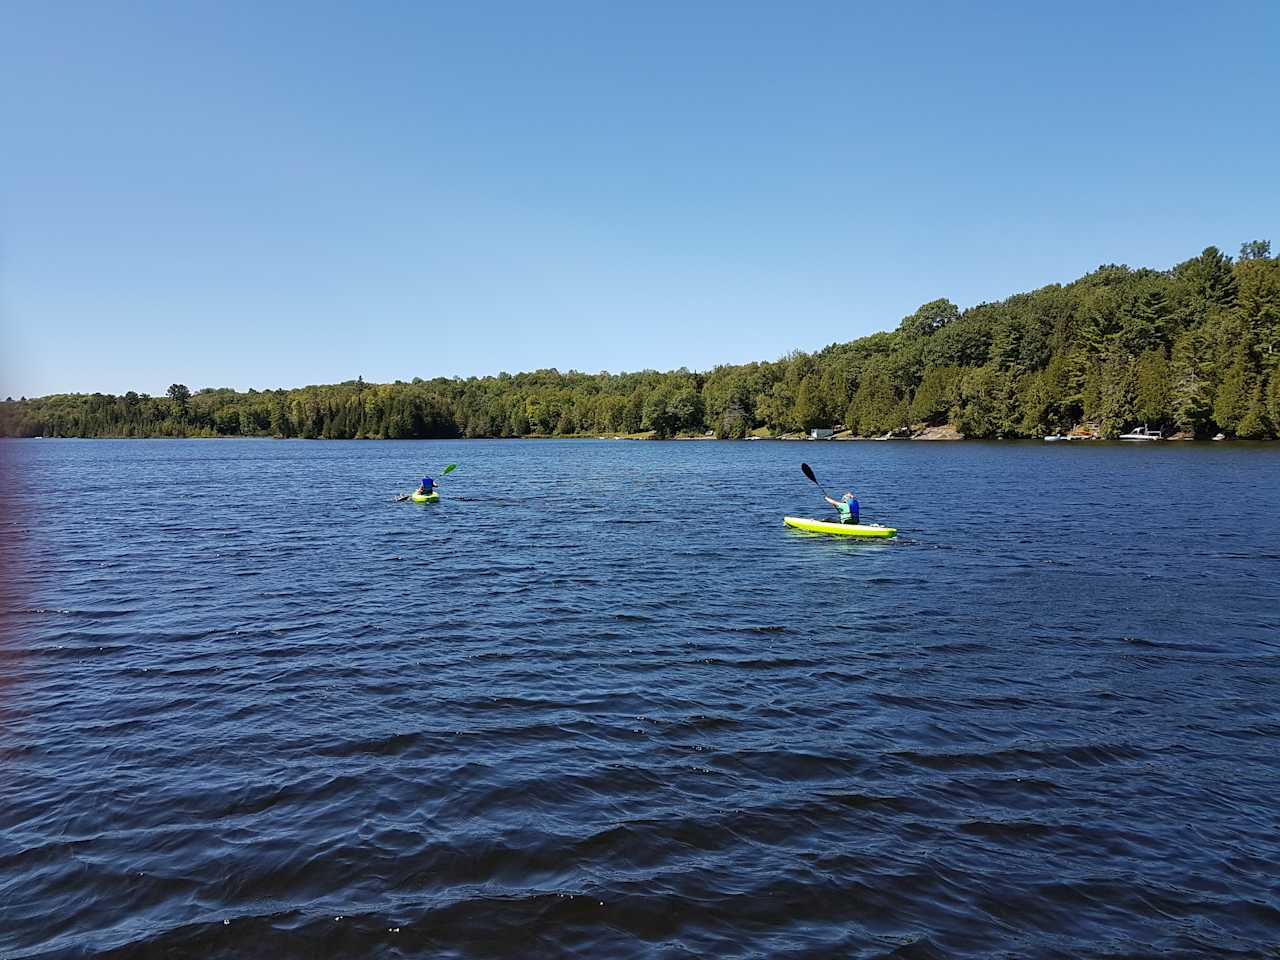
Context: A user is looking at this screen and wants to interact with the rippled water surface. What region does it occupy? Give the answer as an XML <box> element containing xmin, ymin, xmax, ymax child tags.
<box><xmin>3</xmin><ymin>438</ymin><xmax>1279</xmax><ymax>958</ymax></box>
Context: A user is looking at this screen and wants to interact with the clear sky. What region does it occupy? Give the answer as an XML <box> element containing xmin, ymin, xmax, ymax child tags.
<box><xmin>2</xmin><ymin>1</ymin><xmax>1277</xmax><ymax>397</ymax></box>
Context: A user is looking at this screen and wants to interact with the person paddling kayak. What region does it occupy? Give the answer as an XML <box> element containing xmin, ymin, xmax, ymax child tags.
<box><xmin>795</xmin><ymin>464</ymin><xmax>892</xmax><ymax>536</ymax></box>
<box><xmin>395</xmin><ymin>464</ymin><xmax>458</xmax><ymax>503</ymax></box>
<box><xmin>824</xmin><ymin>491</ymin><xmax>859</xmax><ymax>525</ymax></box>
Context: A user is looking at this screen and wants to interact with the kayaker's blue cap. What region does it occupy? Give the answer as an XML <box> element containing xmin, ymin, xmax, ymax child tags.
<box><xmin>422</xmin><ymin>477</ymin><xmax>433</xmax><ymax>485</ymax></box>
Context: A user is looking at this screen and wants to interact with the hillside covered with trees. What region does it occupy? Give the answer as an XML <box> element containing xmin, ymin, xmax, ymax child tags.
<box><xmin>4</xmin><ymin>243</ymin><xmax>1278</xmax><ymax>441</ymax></box>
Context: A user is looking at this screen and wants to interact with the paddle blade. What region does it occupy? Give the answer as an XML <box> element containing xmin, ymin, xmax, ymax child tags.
<box><xmin>441</xmin><ymin>463</ymin><xmax>458</xmax><ymax>475</ymax></box>
<box><xmin>801</xmin><ymin>462</ymin><xmax>818</xmax><ymax>485</ymax></box>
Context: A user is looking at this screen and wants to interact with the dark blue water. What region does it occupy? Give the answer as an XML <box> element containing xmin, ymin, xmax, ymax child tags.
<box><xmin>3</xmin><ymin>438</ymin><xmax>1279</xmax><ymax>958</ymax></box>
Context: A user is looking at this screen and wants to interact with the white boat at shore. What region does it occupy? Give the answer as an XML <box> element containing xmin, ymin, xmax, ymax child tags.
<box><xmin>1119</xmin><ymin>425</ymin><xmax>1162</xmax><ymax>442</ymax></box>
<box><xmin>1043</xmin><ymin>434</ymin><xmax>1070</xmax><ymax>442</ymax></box>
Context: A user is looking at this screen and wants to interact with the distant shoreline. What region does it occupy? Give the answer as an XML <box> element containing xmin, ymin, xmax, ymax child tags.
<box><xmin>7</xmin><ymin>244</ymin><xmax>1280</xmax><ymax>445</ymax></box>
<box><xmin>6</xmin><ymin>432</ymin><xmax>1271</xmax><ymax>444</ymax></box>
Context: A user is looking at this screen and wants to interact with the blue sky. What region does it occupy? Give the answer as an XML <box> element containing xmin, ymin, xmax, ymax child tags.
<box><xmin>2</xmin><ymin>1</ymin><xmax>1277</xmax><ymax>397</ymax></box>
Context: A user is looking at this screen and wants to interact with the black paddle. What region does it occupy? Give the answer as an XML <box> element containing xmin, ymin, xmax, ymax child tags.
<box><xmin>801</xmin><ymin>462</ymin><xmax>833</xmax><ymax>500</ymax></box>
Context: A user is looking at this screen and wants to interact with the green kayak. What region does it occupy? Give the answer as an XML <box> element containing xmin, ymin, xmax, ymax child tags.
<box><xmin>784</xmin><ymin>516</ymin><xmax>896</xmax><ymax>538</ymax></box>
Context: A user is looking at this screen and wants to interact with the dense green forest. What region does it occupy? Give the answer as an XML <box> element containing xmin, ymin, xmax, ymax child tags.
<box><xmin>4</xmin><ymin>242</ymin><xmax>1279</xmax><ymax>441</ymax></box>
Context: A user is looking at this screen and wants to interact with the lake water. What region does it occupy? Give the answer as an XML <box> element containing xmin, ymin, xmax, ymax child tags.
<box><xmin>2</xmin><ymin>438</ymin><xmax>1279</xmax><ymax>958</ymax></box>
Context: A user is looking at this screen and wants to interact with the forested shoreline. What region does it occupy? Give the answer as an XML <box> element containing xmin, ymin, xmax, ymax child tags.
<box><xmin>4</xmin><ymin>243</ymin><xmax>1278</xmax><ymax>441</ymax></box>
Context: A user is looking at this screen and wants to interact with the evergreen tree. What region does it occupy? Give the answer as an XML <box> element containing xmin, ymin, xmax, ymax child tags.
<box><xmin>1171</xmin><ymin>330</ymin><xmax>1215</xmax><ymax>436</ymax></box>
<box><xmin>166</xmin><ymin>384</ymin><xmax>191</xmax><ymax>419</ymax></box>
<box><xmin>1267</xmin><ymin>372</ymin><xmax>1280</xmax><ymax>430</ymax></box>
<box><xmin>1125</xmin><ymin>288</ymin><xmax>1170</xmax><ymax>355</ymax></box>
<box><xmin>1234</xmin><ymin>257</ymin><xmax>1280</xmax><ymax>372</ymax></box>
<box><xmin>1097</xmin><ymin>347</ymin><xmax>1137</xmax><ymax>436</ymax></box>
<box><xmin>909</xmin><ymin>367</ymin><xmax>960</xmax><ymax>426</ymax></box>
<box><xmin>1213</xmin><ymin>359</ymin><xmax>1250</xmax><ymax>434</ymax></box>
<box><xmin>792</xmin><ymin>375</ymin><xmax>826</xmax><ymax>430</ymax></box>
<box><xmin>1174</xmin><ymin>246</ymin><xmax>1238</xmax><ymax>317</ymax></box>
<box><xmin>1237</xmin><ymin>386</ymin><xmax>1272</xmax><ymax>439</ymax></box>
<box><xmin>897</xmin><ymin>298</ymin><xmax>959</xmax><ymax>339</ymax></box>
<box><xmin>846</xmin><ymin>369</ymin><xmax>898</xmax><ymax>435</ymax></box>
<box><xmin>1133</xmin><ymin>351</ymin><xmax>1171</xmax><ymax>426</ymax></box>
<box><xmin>1240</xmin><ymin>240</ymin><xmax>1272</xmax><ymax>261</ymax></box>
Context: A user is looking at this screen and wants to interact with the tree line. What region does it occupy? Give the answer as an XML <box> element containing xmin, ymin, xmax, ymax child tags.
<box><xmin>4</xmin><ymin>242</ymin><xmax>1278</xmax><ymax>441</ymax></box>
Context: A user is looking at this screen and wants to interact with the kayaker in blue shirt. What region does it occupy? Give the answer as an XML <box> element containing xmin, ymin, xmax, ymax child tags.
<box><xmin>824</xmin><ymin>491</ymin><xmax>859</xmax><ymax>524</ymax></box>
<box><xmin>416</xmin><ymin>476</ymin><xmax>437</xmax><ymax>497</ymax></box>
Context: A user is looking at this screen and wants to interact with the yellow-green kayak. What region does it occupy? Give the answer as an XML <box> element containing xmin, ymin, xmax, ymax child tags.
<box><xmin>411</xmin><ymin>492</ymin><xmax>440</xmax><ymax>503</ymax></box>
<box><xmin>784</xmin><ymin>516</ymin><xmax>896</xmax><ymax>538</ymax></box>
